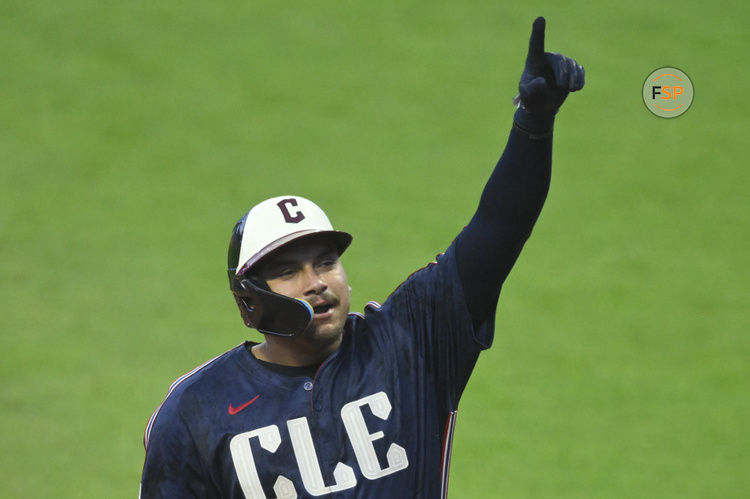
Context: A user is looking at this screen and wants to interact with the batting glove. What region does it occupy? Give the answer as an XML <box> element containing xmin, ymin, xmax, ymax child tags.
<box><xmin>514</xmin><ymin>17</ymin><xmax>585</xmax><ymax>134</ymax></box>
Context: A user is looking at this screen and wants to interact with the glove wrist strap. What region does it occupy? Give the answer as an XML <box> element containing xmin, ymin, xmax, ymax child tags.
<box><xmin>513</xmin><ymin>107</ymin><xmax>555</xmax><ymax>138</ymax></box>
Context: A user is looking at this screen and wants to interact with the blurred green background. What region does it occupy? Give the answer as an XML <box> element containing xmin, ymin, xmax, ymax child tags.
<box><xmin>1</xmin><ymin>0</ymin><xmax>747</xmax><ymax>497</ymax></box>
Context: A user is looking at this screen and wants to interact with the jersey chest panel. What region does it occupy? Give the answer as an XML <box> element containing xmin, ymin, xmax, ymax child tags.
<box><xmin>184</xmin><ymin>321</ymin><xmax>444</xmax><ymax>498</ymax></box>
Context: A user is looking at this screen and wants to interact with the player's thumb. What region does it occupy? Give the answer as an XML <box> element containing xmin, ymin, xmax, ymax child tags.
<box><xmin>519</xmin><ymin>76</ymin><xmax>547</xmax><ymax>100</ymax></box>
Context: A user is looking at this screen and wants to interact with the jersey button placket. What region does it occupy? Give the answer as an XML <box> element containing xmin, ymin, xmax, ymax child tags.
<box><xmin>310</xmin><ymin>383</ymin><xmax>324</xmax><ymax>412</ymax></box>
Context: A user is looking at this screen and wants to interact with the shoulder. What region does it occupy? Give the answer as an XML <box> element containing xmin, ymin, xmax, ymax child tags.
<box><xmin>144</xmin><ymin>344</ymin><xmax>246</xmax><ymax>449</ymax></box>
<box><xmin>162</xmin><ymin>345</ymin><xmax>245</xmax><ymax>400</ymax></box>
<box><xmin>382</xmin><ymin>244</ymin><xmax>462</xmax><ymax>310</ymax></box>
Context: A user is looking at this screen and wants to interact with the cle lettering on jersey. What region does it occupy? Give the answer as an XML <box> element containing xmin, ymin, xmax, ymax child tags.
<box><xmin>229</xmin><ymin>391</ymin><xmax>408</xmax><ymax>498</ymax></box>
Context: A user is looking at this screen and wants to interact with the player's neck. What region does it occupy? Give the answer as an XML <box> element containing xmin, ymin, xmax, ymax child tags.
<box><xmin>251</xmin><ymin>335</ymin><xmax>341</xmax><ymax>367</ymax></box>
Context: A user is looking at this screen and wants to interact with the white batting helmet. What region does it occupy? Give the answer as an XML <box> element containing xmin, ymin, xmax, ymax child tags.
<box><xmin>227</xmin><ymin>195</ymin><xmax>352</xmax><ymax>336</ymax></box>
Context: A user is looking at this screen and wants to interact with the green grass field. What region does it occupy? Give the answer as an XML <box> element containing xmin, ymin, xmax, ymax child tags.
<box><xmin>1</xmin><ymin>1</ymin><xmax>747</xmax><ymax>497</ymax></box>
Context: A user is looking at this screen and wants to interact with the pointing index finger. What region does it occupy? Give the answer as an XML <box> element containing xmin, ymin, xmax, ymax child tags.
<box><xmin>527</xmin><ymin>16</ymin><xmax>546</xmax><ymax>60</ymax></box>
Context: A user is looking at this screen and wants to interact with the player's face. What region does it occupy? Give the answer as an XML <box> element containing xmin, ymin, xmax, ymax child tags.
<box><xmin>260</xmin><ymin>238</ymin><xmax>350</xmax><ymax>348</ymax></box>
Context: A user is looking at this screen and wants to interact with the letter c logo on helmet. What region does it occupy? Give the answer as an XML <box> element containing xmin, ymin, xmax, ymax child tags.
<box><xmin>277</xmin><ymin>198</ymin><xmax>305</xmax><ymax>224</ymax></box>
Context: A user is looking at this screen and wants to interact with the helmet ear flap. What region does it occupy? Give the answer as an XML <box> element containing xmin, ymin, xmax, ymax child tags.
<box><xmin>230</xmin><ymin>276</ymin><xmax>266</xmax><ymax>328</ymax></box>
<box><xmin>232</xmin><ymin>279</ymin><xmax>264</xmax><ymax>328</ymax></box>
<box><xmin>231</xmin><ymin>277</ymin><xmax>313</xmax><ymax>337</ymax></box>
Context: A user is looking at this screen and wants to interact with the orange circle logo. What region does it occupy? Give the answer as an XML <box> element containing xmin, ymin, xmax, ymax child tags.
<box><xmin>642</xmin><ymin>67</ymin><xmax>694</xmax><ymax>118</ymax></box>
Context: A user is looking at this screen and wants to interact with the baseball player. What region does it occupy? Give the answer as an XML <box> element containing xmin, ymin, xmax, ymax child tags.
<box><xmin>140</xmin><ymin>17</ymin><xmax>584</xmax><ymax>498</ymax></box>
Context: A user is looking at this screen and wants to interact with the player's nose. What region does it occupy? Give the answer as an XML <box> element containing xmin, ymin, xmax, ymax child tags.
<box><xmin>300</xmin><ymin>265</ymin><xmax>327</xmax><ymax>296</ymax></box>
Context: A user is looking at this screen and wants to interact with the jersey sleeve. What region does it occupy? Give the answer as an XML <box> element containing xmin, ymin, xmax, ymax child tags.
<box><xmin>377</xmin><ymin>241</ymin><xmax>494</xmax><ymax>411</ymax></box>
<box><xmin>455</xmin><ymin>126</ymin><xmax>552</xmax><ymax>330</ymax></box>
<box><xmin>140</xmin><ymin>393</ymin><xmax>215</xmax><ymax>498</ymax></box>
<box><xmin>370</xmin><ymin>126</ymin><xmax>553</xmax><ymax>412</ymax></box>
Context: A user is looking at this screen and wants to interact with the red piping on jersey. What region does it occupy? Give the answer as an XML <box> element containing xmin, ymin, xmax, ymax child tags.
<box><xmin>440</xmin><ymin>410</ymin><xmax>458</xmax><ymax>499</ymax></box>
<box><xmin>310</xmin><ymin>361</ymin><xmax>325</xmax><ymax>413</ymax></box>
<box><xmin>309</xmin><ymin>340</ymin><xmax>338</xmax><ymax>413</ymax></box>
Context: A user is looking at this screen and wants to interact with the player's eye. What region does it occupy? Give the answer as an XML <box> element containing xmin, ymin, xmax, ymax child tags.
<box><xmin>316</xmin><ymin>256</ymin><xmax>338</xmax><ymax>270</ymax></box>
<box><xmin>279</xmin><ymin>267</ymin><xmax>298</xmax><ymax>277</ymax></box>
<box><xmin>266</xmin><ymin>265</ymin><xmax>297</xmax><ymax>280</ymax></box>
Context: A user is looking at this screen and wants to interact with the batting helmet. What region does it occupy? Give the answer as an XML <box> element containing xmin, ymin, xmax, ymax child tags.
<box><xmin>227</xmin><ymin>196</ymin><xmax>352</xmax><ymax>337</ymax></box>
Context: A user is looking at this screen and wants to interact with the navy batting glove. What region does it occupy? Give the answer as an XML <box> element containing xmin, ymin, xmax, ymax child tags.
<box><xmin>514</xmin><ymin>17</ymin><xmax>585</xmax><ymax>134</ymax></box>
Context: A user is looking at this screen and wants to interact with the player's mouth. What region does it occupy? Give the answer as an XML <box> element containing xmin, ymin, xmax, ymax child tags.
<box><xmin>310</xmin><ymin>302</ymin><xmax>336</xmax><ymax>320</ymax></box>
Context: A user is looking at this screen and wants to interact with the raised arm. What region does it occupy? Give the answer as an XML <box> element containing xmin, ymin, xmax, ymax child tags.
<box><xmin>455</xmin><ymin>17</ymin><xmax>585</xmax><ymax>329</ymax></box>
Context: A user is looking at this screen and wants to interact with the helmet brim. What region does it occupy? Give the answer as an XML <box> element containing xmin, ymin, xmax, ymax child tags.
<box><xmin>236</xmin><ymin>229</ymin><xmax>352</xmax><ymax>277</ymax></box>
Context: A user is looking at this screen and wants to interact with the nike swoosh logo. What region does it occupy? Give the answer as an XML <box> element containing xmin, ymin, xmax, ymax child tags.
<box><xmin>228</xmin><ymin>395</ymin><xmax>260</xmax><ymax>415</ymax></box>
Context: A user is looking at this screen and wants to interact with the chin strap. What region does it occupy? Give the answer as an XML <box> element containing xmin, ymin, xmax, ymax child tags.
<box><xmin>232</xmin><ymin>277</ymin><xmax>313</xmax><ymax>337</ymax></box>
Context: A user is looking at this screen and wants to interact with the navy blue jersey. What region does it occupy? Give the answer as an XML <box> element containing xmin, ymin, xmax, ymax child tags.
<box><xmin>141</xmin><ymin>242</ymin><xmax>494</xmax><ymax>498</ymax></box>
